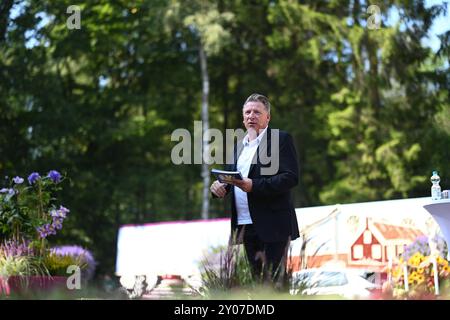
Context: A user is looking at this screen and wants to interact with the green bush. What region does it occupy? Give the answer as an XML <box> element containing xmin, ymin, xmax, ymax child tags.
<box><xmin>43</xmin><ymin>253</ymin><xmax>86</xmax><ymax>277</ymax></box>
<box><xmin>0</xmin><ymin>255</ymin><xmax>48</xmax><ymax>277</ymax></box>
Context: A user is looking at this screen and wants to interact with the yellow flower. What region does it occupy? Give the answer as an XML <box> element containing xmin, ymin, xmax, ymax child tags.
<box><xmin>409</xmin><ymin>271</ymin><xmax>418</xmax><ymax>280</ymax></box>
<box><xmin>415</xmin><ymin>274</ymin><xmax>425</xmax><ymax>284</ymax></box>
<box><xmin>408</xmin><ymin>252</ymin><xmax>426</xmax><ymax>267</ymax></box>
<box><xmin>437</xmin><ymin>256</ymin><xmax>448</xmax><ymax>266</ymax></box>
<box><xmin>408</xmin><ymin>257</ymin><xmax>417</xmax><ymax>266</ymax></box>
<box><xmin>392</xmin><ymin>251</ymin><xmax>450</xmax><ymax>299</ymax></box>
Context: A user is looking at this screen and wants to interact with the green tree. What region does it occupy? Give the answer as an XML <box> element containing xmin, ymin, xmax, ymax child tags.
<box><xmin>0</xmin><ymin>0</ymin><xmax>448</xmax><ymax>277</ymax></box>
<box><xmin>165</xmin><ymin>0</ymin><xmax>233</xmax><ymax>219</ymax></box>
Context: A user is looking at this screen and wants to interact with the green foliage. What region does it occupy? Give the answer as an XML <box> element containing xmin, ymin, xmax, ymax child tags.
<box><xmin>199</xmin><ymin>244</ymin><xmax>254</xmax><ymax>297</ymax></box>
<box><xmin>0</xmin><ymin>172</ymin><xmax>68</xmax><ymax>256</ymax></box>
<box><xmin>0</xmin><ymin>256</ymin><xmax>30</xmax><ymax>277</ymax></box>
<box><xmin>198</xmin><ymin>230</ymin><xmax>292</xmax><ymax>297</ymax></box>
<box><xmin>0</xmin><ymin>255</ymin><xmax>48</xmax><ymax>277</ymax></box>
<box><xmin>43</xmin><ymin>252</ymin><xmax>86</xmax><ymax>277</ymax></box>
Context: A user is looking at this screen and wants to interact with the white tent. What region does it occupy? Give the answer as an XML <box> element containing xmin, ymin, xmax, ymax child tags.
<box><xmin>115</xmin><ymin>218</ymin><xmax>230</xmax><ymax>277</ymax></box>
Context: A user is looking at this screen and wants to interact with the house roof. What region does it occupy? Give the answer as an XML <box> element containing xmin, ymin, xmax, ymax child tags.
<box><xmin>371</xmin><ymin>221</ymin><xmax>425</xmax><ymax>242</ymax></box>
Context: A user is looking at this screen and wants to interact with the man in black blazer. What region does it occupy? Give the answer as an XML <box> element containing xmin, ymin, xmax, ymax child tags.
<box><xmin>211</xmin><ymin>93</ymin><xmax>299</xmax><ymax>282</ymax></box>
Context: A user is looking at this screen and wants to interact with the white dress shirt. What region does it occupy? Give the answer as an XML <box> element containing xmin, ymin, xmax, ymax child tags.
<box><xmin>234</xmin><ymin>127</ymin><xmax>268</xmax><ymax>225</ymax></box>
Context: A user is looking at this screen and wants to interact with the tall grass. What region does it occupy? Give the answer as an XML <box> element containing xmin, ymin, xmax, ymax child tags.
<box><xmin>193</xmin><ymin>230</ymin><xmax>330</xmax><ymax>299</ymax></box>
<box><xmin>198</xmin><ymin>242</ymin><xmax>253</xmax><ymax>296</ymax></box>
<box><xmin>196</xmin><ymin>231</ymin><xmax>294</xmax><ymax>298</ymax></box>
<box><xmin>0</xmin><ymin>255</ymin><xmax>48</xmax><ymax>277</ymax></box>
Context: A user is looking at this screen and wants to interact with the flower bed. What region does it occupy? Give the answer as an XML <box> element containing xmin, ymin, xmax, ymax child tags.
<box><xmin>0</xmin><ymin>171</ymin><xmax>96</xmax><ymax>297</ymax></box>
<box><xmin>384</xmin><ymin>235</ymin><xmax>450</xmax><ymax>299</ymax></box>
<box><xmin>0</xmin><ymin>275</ymin><xmax>68</xmax><ymax>296</ymax></box>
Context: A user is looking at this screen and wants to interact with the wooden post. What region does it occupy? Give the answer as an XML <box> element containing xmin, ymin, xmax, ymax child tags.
<box><xmin>432</xmin><ymin>256</ymin><xmax>439</xmax><ymax>295</ymax></box>
<box><xmin>403</xmin><ymin>264</ymin><xmax>409</xmax><ymax>292</ymax></box>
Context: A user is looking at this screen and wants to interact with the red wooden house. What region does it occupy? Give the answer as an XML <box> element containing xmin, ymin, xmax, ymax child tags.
<box><xmin>349</xmin><ymin>218</ymin><xmax>425</xmax><ymax>269</ymax></box>
<box><xmin>289</xmin><ymin>218</ymin><xmax>426</xmax><ymax>272</ymax></box>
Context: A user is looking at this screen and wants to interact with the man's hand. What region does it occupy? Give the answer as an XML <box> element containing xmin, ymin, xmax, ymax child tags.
<box><xmin>210</xmin><ymin>180</ymin><xmax>227</xmax><ymax>198</ymax></box>
<box><xmin>230</xmin><ymin>177</ymin><xmax>253</xmax><ymax>193</ymax></box>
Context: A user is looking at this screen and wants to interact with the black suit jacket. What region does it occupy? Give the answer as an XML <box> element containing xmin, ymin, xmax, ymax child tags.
<box><xmin>218</xmin><ymin>127</ymin><xmax>300</xmax><ymax>243</ymax></box>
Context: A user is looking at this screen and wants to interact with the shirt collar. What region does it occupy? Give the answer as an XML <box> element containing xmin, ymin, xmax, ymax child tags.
<box><xmin>243</xmin><ymin>126</ymin><xmax>268</xmax><ymax>147</ymax></box>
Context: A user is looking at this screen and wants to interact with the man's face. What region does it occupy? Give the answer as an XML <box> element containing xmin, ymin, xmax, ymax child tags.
<box><xmin>242</xmin><ymin>101</ymin><xmax>270</xmax><ymax>133</ymax></box>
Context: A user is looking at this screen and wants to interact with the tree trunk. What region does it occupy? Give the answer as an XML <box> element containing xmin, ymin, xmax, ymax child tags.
<box><xmin>199</xmin><ymin>43</ymin><xmax>210</xmax><ymax>220</ymax></box>
<box><xmin>0</xmin><ymin>0</ymin><xmax>14</xmax><ymax>43</ymax></box>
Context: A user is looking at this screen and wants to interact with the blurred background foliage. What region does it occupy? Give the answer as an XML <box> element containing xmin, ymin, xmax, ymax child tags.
<box><xmin>0</xmin><ymin>0</ymin><xmax>448</xmax><ymax>276</ymax></box>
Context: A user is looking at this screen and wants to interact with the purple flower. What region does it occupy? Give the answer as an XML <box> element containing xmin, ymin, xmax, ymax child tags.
<box><xmin>47</xmin><ymin>224</ymin><xmax>57</xmax><ymax>236</ymax></box>
<box><xmin>52</xmin><ymin>217</ymin><xmax>63</xmax><ymax>230</ymax></box>
<box><xmin>13</xmin><ymin>176</ymin><xmax>24</xmax><ymax>184</ymax></box>
<box><xmin>0</xmin><ymin>188</ymin><xmax>9</xmax><ymax>193</ymax></box>
<box><xmin>51</xmin><ymin>245</ymin><xmax>97</xmax><ymax>280</ymax></box>
<box><xmin>59</xmin><ymin>205</ymin><xmax>70</xmax><ymax>216</ymax></box>
<box><xmin>402</xmin><ymin>234</ymin><xmax>448</xmax><ymax>260</ymax></box>
<box><xmin>50</xmin><ymin>209</ymin><xmax>60</xmax><ymax>218</ymax></box>
<box><xmin>0</xmin><ymin>238</ymin><xmax>34</xmax><ymax>257</ymax></box>
<box><xmin>28</xmin><ymin>172</ymin><xmax>41</xmax><ymax>185</ymax></box>
<box><xmin>50</xmin><ymin>206</ymin><xmax>70</xmax><ymax>219</ymax></box>
<box><xmin>47</xmin><ymin>170</ymin><xmax>61</xmax><ymax>183</ymax></box>
<box><xmin>36</xmin><ymin>223</ymin><xmax>57</xmax><ymax>239</ymax></box>
<box><xmin>0</xmin><ymin>188</ymin><xmax>15</xmax><ymax>197</ymax></box>
<box><xmin>36</xmin><ymin>225</ymin><xmax>48</xmax><ymax>239</ymax></box>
